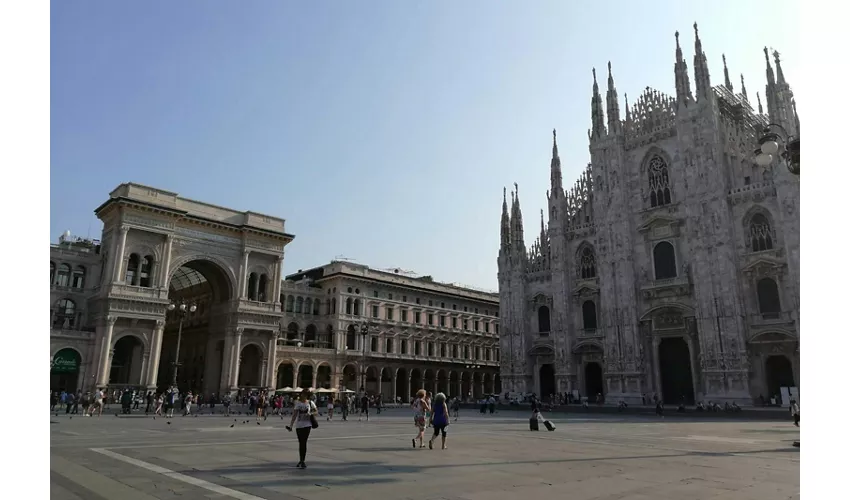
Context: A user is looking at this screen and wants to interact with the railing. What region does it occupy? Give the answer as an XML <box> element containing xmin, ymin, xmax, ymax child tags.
<box><xmin>239</xmin><ymin>300</ymin><xmax>278</xmax><ymax>313</ymax></box>
<box><xmin>108</xmin><ymin>284</ymin><xmax>167</xmax><ymax>300</ymax></box>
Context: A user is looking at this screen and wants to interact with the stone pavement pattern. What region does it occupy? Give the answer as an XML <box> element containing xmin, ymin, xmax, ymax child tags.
<box><xmin>50</xmin><ymin>409</ymin><xmax>800</xmax><ymax>500</ymax></box>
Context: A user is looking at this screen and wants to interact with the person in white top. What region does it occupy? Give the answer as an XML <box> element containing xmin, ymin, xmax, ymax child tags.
<box><xmin>287</xmin><ymin>388</ymin><xmax>318</xmax><ymax>469</ymax></box>
<box><xmin>326</xmin><ymin>398</ymin><xmax>334</xmax><ymax>421</ymax></box>
<box><xmin>92</xmin><ymin>389</ymin><xmax>104</xmax><ymax>417</ymax></box>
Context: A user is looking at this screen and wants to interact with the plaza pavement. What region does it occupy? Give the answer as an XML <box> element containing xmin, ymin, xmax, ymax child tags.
<box><xmin>50</xmin><ymin>408</ymin><xmax>799</xmax><ymax>500</ymax></box>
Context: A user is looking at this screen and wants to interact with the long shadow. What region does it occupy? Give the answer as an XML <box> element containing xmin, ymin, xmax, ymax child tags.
<box><xmin>178</xmin><ymin>445</ymin><xmax>798</xmax><ymax>489</ymax></box>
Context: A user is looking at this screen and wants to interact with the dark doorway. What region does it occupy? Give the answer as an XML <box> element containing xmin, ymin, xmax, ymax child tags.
<box><xmin>396</xmin><ymin>369</ymin><xmax>408</xmax><ymax>402</ymax></box>
<box><xmin>765</xmin><ymin>355</ymin><xmax>795</xmax><ymax>402</ymax></box>
<box><xmin>277</xmin><ymin>363</ymin><xmax>295</xmax><ymax>388</ymax></box>
<box><xmin>539</xmin><ymin>364</ymin><xmax>556</xmax><ymax>399</ymax></box>
<box><xmin>51</xmin><ymin>348</ymin><xmax>81</xmax><ymax>393</ymax></box>
<box><xmin>658</xmin><ymin>337</ymin><xmax>695</xmax><ymax>405</ymax></box>
<box><xmin>584</xmin><ymin>362</ymin><xmax>604</xmax><ymax>401</ymax></box>
<box><xmin>110</xmin><ymin>336</ymin><xmax>144</xmax><ymax>385</ymax></box>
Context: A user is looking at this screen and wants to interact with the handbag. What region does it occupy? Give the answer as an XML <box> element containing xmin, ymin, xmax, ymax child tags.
<box><xmin>309</xmin><ymin>402</ymin><xmax>319</xmax><ymax>429</ymax></box>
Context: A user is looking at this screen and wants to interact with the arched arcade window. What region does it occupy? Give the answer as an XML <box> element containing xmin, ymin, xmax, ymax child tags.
<box><xmin>286</xmin><ymin>295</ymin><xmax>294</xmax><ymax>312</ymax></box>
<box><xmin>295</xmin><ymin>296</ymin><xmax>304</xmax><ymax>313</ymax></box>
<box><xmin>247</xmin><ymin>273</ymin><xmax>258</xmax><ymax>300</ymax></box>
<box><xmin>653</xmin><ymin>241</ymin><xmax>677</xmax><ymax>280</ymax></box>
<box><xmin>537</xmin><ymin>305</ymin><xmax>551</xmax><ymax>334</ymax></box>
<box><xmin>305</xmin><ymin>324</ymin><xmax>317</xmax><ymax>345</ymax></box>
<box><xmin>757</xmin><ymin>278</ymin><xmax>782</xmax><ymax>316</ymax></box>
<box><xmin>749</xmin><ymin>213</ymin><xmax>774</xmax><ymax>252</ymax></box>
<box><xmin>54</xmin><ymin>298</ymin><xmax>76</xmax><ymax>328</ymax></box>
<box><xmin>56</xmin><ymin>264</ymin><xmax>71</xmax><ymax>287</ymax></box>
<box><xmin>71</xmin><ymin>266</ymin><xmax>86</xmax><ymax>289</ymax></box>
<box><xmin>346</xmin><ymin>325</ymin><xmax>356</xmax><ymax>350</ymax></box>
<box><xmin>258</xmin><ymin>274</ymin><xmax>269</xmax><ymax>302</ymax></box>
<box><xmin>647</xmin><ymin>155</ymin><xmax>672</xmax><ymax>208</ymax></box>
<box><xmin>125</xmin><ymin>254</ymin><xmax>141</xmax><ymax>285</ymax></box>
<box><xmin>139</xmin><ymin>256</ymin><xmax>154</xmax><ymax>287</ymax></box>
<box><xmin>312</xmin><ymin>299</ymin><xmax>320</xmax><ymax>315</ymax></box>
<box><xmin>286</xmin><ymin>322</ymin><xmax>299</xmax><ymax>341</ymax></box>
<box><xmin>582</xmin><ymin>300</ymin><xmax>598</xmax><ymax>330</ymax></box>
<box><xmin>345</xmin><ymin>298</ymin><xmax>353</xmax><ymax>315</ymax></box>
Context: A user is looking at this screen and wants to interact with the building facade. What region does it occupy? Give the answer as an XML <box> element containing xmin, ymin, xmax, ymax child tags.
<box><xmin>50</xmin><ymin>183</ymin><xmax>500</xmax><ymax>401</ymax></box>
<box><xmin>497</xmin><ymin>26</ymin><xmax>799</xmax><ymax>405</ymax></box>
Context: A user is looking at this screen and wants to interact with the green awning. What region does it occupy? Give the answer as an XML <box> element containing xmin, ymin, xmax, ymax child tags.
<box><xmin>52</xmin><ymin>349</ymin><xmax>81</xmax><ymax>374</ymax></box>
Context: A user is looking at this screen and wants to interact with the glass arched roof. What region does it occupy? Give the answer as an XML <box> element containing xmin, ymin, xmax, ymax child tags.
<box><xmin>169</xmin><ymin>266</ymin><xmax>208</xmax><ymax>291</ymax></box>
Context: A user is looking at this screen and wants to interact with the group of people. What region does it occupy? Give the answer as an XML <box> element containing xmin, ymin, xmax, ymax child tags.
<box><xmin>50</xmin><ymin>389</ymin><xmax>107</xmax><ymax>417</ymax></box>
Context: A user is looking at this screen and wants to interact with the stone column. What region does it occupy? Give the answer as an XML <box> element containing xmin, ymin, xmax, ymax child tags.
<box><xmin>652</xmin><ymin>337</ymin><xmax>662</xmax><ymax>398</ymax></box>
<box><xmin>238</xmin><ymin>250</ymin><xmax>250</xmax><ymax>299</ymax></box>
<box><xmin>159</xmin><ymin>234</ymin><xmax>174</xmax><ymax>288</ymax></box>
<box><xmin>684</xmin><ymin>336</ymin><xmax>700</xmax><ymax>401</ymax></box>
<box><xmin>229</xmin><ymin>328</ymin><xmax>244</xmax><ymax>390</ymax></box>
<box><xmin>113</xmin><ymin>227</ymin><xmax>129</xmax><ymax>283</ymax></box>
<box><xmin>312</xmin><ymin>369</ymin><xmax>318</xmax><ymax>390</ymax></box>
<box><xmin>266</xmin><ymin>331</ymin><xmax>279</xmax><ymax>390</ymax></box>
<box><xmin>96</xmin><ymin>316</ymin><xmax>118</xmax><ymax>387</ymax></box>
<box><xmin>220</xmin><ymin>333</ymin><xmax>234</xmax><ymax>394</ymax></box>
<box><xmin>139</xmin><ymin>350</ymin><xmax>150</xmax><ymax>388</ymax></box>
<box><xmin>272</xmin><ymin>257</ymin><xmax>283</xmax><ymax>305</ymax></box>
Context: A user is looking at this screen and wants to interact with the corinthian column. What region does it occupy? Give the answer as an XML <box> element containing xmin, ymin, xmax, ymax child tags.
<box><xmin>96</xmin><ymin>316</ymin><xmax>118</xmax><ymax>387</ymax></box>
<box><xmin>266</xmin><ymin>330</ymin><xmax>279</xmax><ymax>390</ymax></box>
<box><xmin>113</xmin><ymin>226</ymin><xmax>129</xmax><ymax>283</ymax></box>
<box><xmin>146</xmin><ymin>320</ymin><xmax>165</xmax><ymax>390</ymax></box>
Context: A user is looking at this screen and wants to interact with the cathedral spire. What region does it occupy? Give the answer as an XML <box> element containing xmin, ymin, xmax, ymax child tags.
<box><xmin>774</xmin><ymin>50</ymin><xmax>786</xmax><ymax>84</ymax></box>
<box><xmin>722</xmin><ymin>54</ymin><xmax>733</xmax><ymax>92</ymax></box>
<box><xmin>763</xmin><ymin>47</ymin><xmax>780</xmax><ymax>122</ymax></box>
<box><xmin>550</xmin><ymin>129</ymin><xmax>562</xmax><ymax>196</ymax></box>
<box><xmin>740</xmin><ymin>74</ymin><xmax>749</xmax><ymax>103</ymax></box>
<box><xmin>512</xmin><ymin>182</ymin><xmax>525</xmax><ymax>250</ymax></box>
<box><xmin>539</xmin><ymin>209</ymin><xmax>546</xmax><ymax>251</ymax></box>
<box><xmin>624</xmin><ymin>93</ymin><xmax>631</xmax><ymax>122</ymax></box>
<box><xmin>500</xmin><ymin>187</ymin><xmax>511</xmax><ymax>251</ymax></box>
<box><xmin>692</xmin><ymin>23</ymin><xmax>712</xmax><ymax>102</ymax></box>
<box><xmin>756</xmin><ymin>92</ymin><xmax>764</xmax><ymax>114</ymax></box>
<box><xmin>673</xmin><ymin>31</ymin><xmax>693</xmax><ymax>109</ymax></box>
<box><xmin>590</xmin><ymin>68</ymin><xmax>606</xmax><ymax>139</ymax></box>
<box><xmin>606</xmin><ymin>61</ymin><xmax>621</xmax><ymax>134</ymax></box>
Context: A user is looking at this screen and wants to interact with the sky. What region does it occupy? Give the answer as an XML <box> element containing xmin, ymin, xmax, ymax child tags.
<box><xmin>50</xmin><ymin>1</ymin><xmax>800</xmax><ymax>291</ymax></box>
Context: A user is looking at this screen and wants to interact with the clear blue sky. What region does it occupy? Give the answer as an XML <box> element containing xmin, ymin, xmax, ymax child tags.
<box><xmin>50</xmin><ymin>1</ymin><xmax>799</xmax><ymax>291</ymax></box>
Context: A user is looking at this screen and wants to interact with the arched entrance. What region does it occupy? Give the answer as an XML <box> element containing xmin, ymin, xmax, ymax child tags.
<box><xmin>316</xmin><ymin>364</ymin><xmax>332</xmax><ymax>389</ymax></box>
<box><xmin>237</xmin><ymin>344</ymin><xmax>262</xmax><ymax>388</ymax></box>
<box><xmin>110</xmin><ymin>336</ymin><xmax>144</xmax><ymax>385</ymax></box>
<box><xmin>658</xmin><ymin>337</ymin><xmax>695</xmax><ymax>405</ymax></box>
<box><xmin>436</xmin><ymin>370</ymin><xmax>448</xmax><ymax>394</ymax></box>
<box><xmin>494</xmin><ymin>374</ymin><xmax>502</xmax><ymax>395</ymax></box>
<box><xmin>277</xmin><ymin>362</ymin><xmax>295</xmax><ymax>388</ymax></box>
<box><xmin>298</xmin><ymin>364</ymin><xmax>314</xmax><ymax>389</ymax></box>
<box><xmin>342</xmin><ymin>364</ymin><xmax>357</xmax><ymax>391</ymax></box>
<box><xmin>584</xmin><ymin>362</ymin><xmax>604</xmax><ymax>402</ymax></box>
<box><xmin>160</xmin><ymin>258</ymin><xmax>234</xmax><ymax>394</ymax></box>
<box><xmin>539</xmin><ymin>364</ymin><xmax>556</xmax><ymax>399</ymax></box>
<box><xmin>461</xmin><ymin>372</ymin><xmax>471</xmax><ymax>400</ymax></box>
<box><xmin>449</xmin><ymin>371</ymin><xmax>459</xmax><ymax>399</ymax></box>
<box><xmin>395</xmin><ymin>368</ymin><xmax>408</xmax><ymax>402</ymax></box>
<box><xmin>765</xmin><ymin>355</ymin><xmax>795</xmax><ymax>403</ymax></box>
<box><xmin>381</xmin><ymin>368</ymin><xmax>393</xmax><ymax>401</ymax></box>
<box><xmin>51</xmin><ymin>348</ymin><xmax>82</xmax><ymax>392</ymax></box>
<box><xmin>365</xmin><ymin>366</ymin><xmax>379</xmax><ymax>395</ymax></box>
<box><xmin>423</xmin><ymin>369</ymin><xmax>435</xmax><ymax>394</ymax></box>
<box><xmin>410</xmin><ymin>369</ymin><xmax>423</xmax><ymax>397</ymax></box>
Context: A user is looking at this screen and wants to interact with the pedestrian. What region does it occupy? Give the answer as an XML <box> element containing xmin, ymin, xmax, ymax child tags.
<box><xmin>411</xmin><ymin>389</ymin><xmax>430</xmax><ymax>449</ymax></box>
<box><xmin>287</xmin><ymin>388</ymin><xmax>318</xmax><ymax>469</ymax></box>
<box><xmin>358</xmin><ymin>392</ymin><xmax>369</xmax><ymax>422</ymax></box>
<box><xmin>223</xmin><ymin>392</ymin><xmax>231</xmax><ymax>416</ymax></box>
<box><xmin>451</xmin><ymin>396</ymin><xmax>460</xmax><ymax>421</ymax></box>
<box><xmin>326</xmin><ymin>398</ymin><xmax>334</xmax><ymax>421</ymax></box>
<box><xmin>184</xmin><ymin>391</ymin><xmax>194</xmax><ymax>416</ymax></box>
<box><xmin>257</xmin><ymin>391</ymin><xmax>266</xmax><ymax>421</ymax></box>
<box><xmin>65</xmin><ymin>392</ymin><xmax>75</xmax><ymax>414</ymax></box>
<box><xmin>341</xmin><ymin>394</ymin><xmax>349</xmax><ymax>421</ymax></box>
<box><xmin>154</xmin><ymin>393</ymin><xmax>163</xmax><ymax>416</ymax></box>
<box><xmin>92</xmin><ymin>388</ymin><xmax>105</xmax><ymax>417</ymax></box>
<box><xmin>428</xmin><ymin>392</ymin><xmax>450</xmax><ymax>450</ymax></box>
<box><xmin>790</xmin><ymin>400</ymin><xmax>800</xmax><ymax>427</ymax></box>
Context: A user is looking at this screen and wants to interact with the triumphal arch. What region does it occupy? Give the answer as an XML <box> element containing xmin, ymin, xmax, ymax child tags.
<box><xmin>88</xmin><ymin>183</ymin><xmax>293</xmax><ymax>395</ymax></box>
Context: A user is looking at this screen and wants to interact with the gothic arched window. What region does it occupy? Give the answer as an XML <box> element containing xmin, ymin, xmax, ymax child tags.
<box><xmin>647</xmin><ymin>155</ymin><xmax>672</xmax><ymax>208</ymax></box>
<box><xmin>537</xmin><ymin>305</ymin><xmax>551</xmax><ymax>334</ymax></box>
<box><xmin>653</xmin><ymin>241</ymin><xmax>677</xmax><ymax>280</ymax></box>
<box><xmin>757</xmin><ymin>278</ymin><xmax>782</xmax><ymax>316</ymax></box>
<box><xmin>582</xmin><ymin>300</ymin><xmax>597</xmax><ymax>330</ymax></box>
<box><xmin>578</xmin><ymin>246</ymin><xmax>597</xmax><ymax>279</ymax></box>
<box><xmin>749</xmin><ymin>213</ymin><xmax>774</xmax><ymax>252</ymax></box>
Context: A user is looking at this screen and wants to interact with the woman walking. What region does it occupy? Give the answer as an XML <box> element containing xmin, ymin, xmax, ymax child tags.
<box><xmin>287</xmin><ymin>388</ymin><xmax>318</xmax><ymax>469</ymax></box>
<box><xmin>428</xmin><ymin>392</ymin><xmax>450</xmax><ymax>450</ymax></box>
<box><xmin>411</xmin><ymin>389</ymin><xmax>431</xmax><ymax>449</ymax></box>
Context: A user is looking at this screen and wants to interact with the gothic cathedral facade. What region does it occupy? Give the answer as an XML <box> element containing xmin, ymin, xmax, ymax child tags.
<box><xmin>497</xmin><ymin>25</ymin><xmax>799</xmax><ymax>405</ymax></box>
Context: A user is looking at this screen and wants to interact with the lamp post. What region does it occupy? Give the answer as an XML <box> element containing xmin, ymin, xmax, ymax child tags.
<box><xmin>754</xmin><ymin>124</ymin><xmax>800</xmax><ymax>175</ymax></box>
<box><xmin>359</xmin><ymin>323</ymin><xmax>369</xmax><ymax>393</ymax></box>
<box><xmin>167</xmin><ymin>301</ymin><xmax>197</xmax><ymax>387</ymax></box>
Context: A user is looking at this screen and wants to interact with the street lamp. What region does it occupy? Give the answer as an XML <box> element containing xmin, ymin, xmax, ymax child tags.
<box><xmin>359</xmin><ymin>323</ymin><xmax>369</xmax><ymax>393</ymax></box>
<box><xmin>754</xmin><ymin>124</ymin><xmax>800</xmax><ymax>175</ymax></box>
<box><xmin>167</xmin><ymin>301</ymin><xmax>197</xmax><ymax>387</ymax></box>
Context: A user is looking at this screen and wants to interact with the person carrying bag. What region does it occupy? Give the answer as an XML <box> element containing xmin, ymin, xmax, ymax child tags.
<box><xmin>287</xmin><ymin>388</ymin><xmax>318</xmax><ymax>469</ymax></box>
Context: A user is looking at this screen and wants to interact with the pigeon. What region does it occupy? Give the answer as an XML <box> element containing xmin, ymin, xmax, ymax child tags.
<box><xmin>230</xmin><ymin>424</ymin><xmax>234</xmax><ymax>428</ymax></box>
<box><xmin>234</xmin><ymin>419</ymin><xmax>237</xmax><ymax>422</ymax></box>
<box><xmin>167</xmin><ymin>421</ymin><xmax>171</xmax><ymax>425</ymax></box>
<box><xmin>257</xmin><ymin>421</ymin><xmax>261</xmax><ymax>425</ymax></box>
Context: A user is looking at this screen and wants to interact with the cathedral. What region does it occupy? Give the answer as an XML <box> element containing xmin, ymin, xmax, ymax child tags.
<box><xmin>497</xmin><ymin>25</ymin><xmax>799</xmax><ymax>405</ymax></box>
